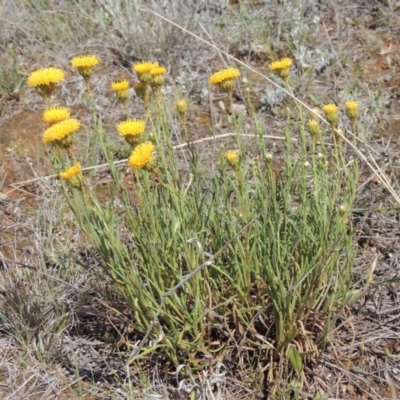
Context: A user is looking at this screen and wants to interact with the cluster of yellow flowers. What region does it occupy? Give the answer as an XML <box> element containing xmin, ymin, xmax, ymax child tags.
<box><xmin>107</xmin><ymin>61</ymin><xmax>169</xmax><ymax>112</ymax></box>
<box><xmin>115</xmin><ymin>116</ymin><xmax>156</xmax><ymax>171</ymax></box>
<box><xmin>321</xmin><ymin>101</ymin><xmax>359</xmax><ymax>127</ymax></box>
<box><xmin>133</xmin><ymin>61</ymin><xmax>166</xmax><ymax>86</ymax></box>
<box><xmin>128</xmin><ymin>61</ymin><xmax>168</xmax><ymax>108</ymax></box>
<box><xmin>306</xmin><ymin>101</ymin><xmax>359</xmax><ymax>146</ymax></box>
<box><xmin>27</xmin><ymin>53</ymin><xmax>359</xmax><ymax>184</ymax></box>
<box><xmin>26</xmin><ymin>55</ymin><xmax>166</xmax><ymax>181</ymax></box>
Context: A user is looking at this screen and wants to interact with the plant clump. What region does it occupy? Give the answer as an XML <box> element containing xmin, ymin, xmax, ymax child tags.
<box><xmin>28</xmin><ymin>55</ymin><xmax>361</xmax><ymax>397</ymax></box>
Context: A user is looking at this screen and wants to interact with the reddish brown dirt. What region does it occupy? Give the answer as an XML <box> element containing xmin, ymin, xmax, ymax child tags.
<box><xmin>0</xmin><ymin>110</ymin><xmax>44</xmax><ymax>153</ymax></box>
<box><xmin>0</xmin><ymin>110</ymin><xmax>45</xmax><ymax>198</ymax></box>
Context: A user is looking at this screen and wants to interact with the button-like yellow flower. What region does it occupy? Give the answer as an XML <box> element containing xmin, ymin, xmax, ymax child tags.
<box><xmin>209</xmin><ymin>68</ymin><xmax>241</xmax><ymax>85</ymax></box>
<box><xmin>150</xmin><ymin>66</ymin><xmax>167</xmax><ymax>76</ymax></box>
<box><xmin>117</xmin><ymin>119</ymin><xmax>146</xmax><ymax>147</ymax></box>
<box><xmin>43</xmin><ymin>107</ymin><xmax>71</xmax><ymax>125</ymax></box>
<box><xmin>117</xmin><ymin>119</ymin><xmax>145</xmax><ymax>137</ymax></box>
<box><xmin>27</xmin><ymin>67</ymin><xmax>65</xmax><ymax>97</ymax></box>
<box><xmin>60</xmin><ymin>163</ymin><xmax>84</xmax><ymax>189</ymax></box>
<box><xmin>111</xmin><ymin>80</ymin><xmax>129</xmax><ymax>92</ymax></box>
<box><xmin>60</xmin><ymin>163</ymin><xmax>81</xmax><ymax>180</ymax></box>
<box><xmin>112</xmin><ymin>80</ymin><xmax>130</xmax><ymax>103</ymax></box>
<box><xmin>322</xmin><ymin>104</ymin><xmax>339</xmax><ymax>126</ymax></box>
<box><xmin>225</xmin><ymin>150</ymin><xmax>240</xmax><ymax>171</ymax></box>
<box><xmin>150</xmin><ymin>66</ymin><xmax>167</xmax><ymax>88</ymax></box>
<box><xmin>307</xmin><ymin>119</ymin><xmax>320</xmax><ymax>138</ymax></box>
<box><xmin>71</xmin><ymin>55</ymin><xmax>99</xmax><ymax>68</ymax></box>
<box><xmin>128</xmin><ymin>141</ymin><xmax>156</xmax><ymax>171</ymax></box>
<box><xmin>176</xmin><ymin>100</ymin><xmax>188</xmax><ymax>117</ymax></box>
<box><xmin>269</xmin><ymin>58</ymin><xmax>293</xmax><ymax>79</ymax></box>
<box><xmin>27</xmin><ymin>67</ymin><xmax>65</xmax><ymax>87</ymax></box>
<box><xmin>345</xmin><ymin>101</ymin><xmax>359</xmax><ymax>121</ymax></box>
<box><xmin>43</xmin><ymin>118</ymin><xmax>80</xmax><ymax>146</ymax></box>
<box><xmin>209</xmin><ymin>68</ymin><xmax>240</xmax><ymax>93</ymax></box>
<box><xmin>71</xmin><ymin>55</ymin><xmax>99</xmax><ymax>79</ymax></box>
<box><xmin>133</xmin><ymin>61</ymin><xmax>159</xmax><ymax>75</ymax></box>
<box><xmin>133</xmin><ymin>61</ymin><xmax>160</xmax><ymax>83</ymax></box>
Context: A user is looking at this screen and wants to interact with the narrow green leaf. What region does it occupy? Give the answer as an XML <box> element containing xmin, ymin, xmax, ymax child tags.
<box><xmin>288</xmin><ymin>346</ymin><xmax>303</xmax><ymax>376</ymax></box>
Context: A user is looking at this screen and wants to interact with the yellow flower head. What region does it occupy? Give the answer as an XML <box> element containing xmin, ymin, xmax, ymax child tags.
<box><xmin>43</xmin><ymin>107</ymin><xmax>71</xmax><ymax>125</ymax></box>
<box><xmin>209</xmin><ymin>68</ymin><xmax>240</xmax><ymax>85</ymax></box>
<box><xmin>176</xmin><ymin>100</ymin><xmax>188</xmax><ymax>117</ymax></box>
<box><xmin>269</xmin><ymin>58</ymin><xmax>293</xmax><ymax>71</ymax></box>
<box><xmin>27</xmin><ymin>67</ymin><xmax>65</xmax><ymax>97</ymax></box>
<box><xmin>60</xmin><ymin>163</ymin><xmax>84</xmax><ymax>189</ymax></box>
<box><xmin>322</xmin><ymin>104</ymin><xmax>338</xmax><ymax>115</ymax></box>
<box><xmin>345</xmin><ymin>100</ymin><xmax>359</xmax><ymax>121</ymax></box>
<box><xmin>117</xmin><ymin>119</ymin><xmax>146</xmax><ymax>137</ymax></box>
<box><xmin>307</xmin><ymin>119</ymin><xmax>320</xmax><ymax>138</ymax></box>
<box><xmin>133</xmin><ymin>61</ymin><xmax>160</xmax><ymax>83</ymax></box>
<box><xmin>133</xmin><ymin>61</ymin><xmax>159</xmax><ymax>75</ymax></box>
<box><xmin>71</xmin><ymin>55</ymin><xmax>99</xmax><ymax>79</ymax></box>
<box><xmin>269</xmin><ymin>58</ymin><xmax>293</xmax><ymax>79</ymax></box>
<box><xmin>149</xmin><ymin>66</ymin><xmax>167</xmax><ymax>88</ymax></box>
<box><xmin>150</xmin><ymin>67</ymin><xmax>167</xmax><ymax>76</ymax></box>
<box><xmin>43</xmin><ymin>118</ymin><xmax>80</xmax><ymax>145</ymax></box>
<box><xmin>128</xmin><ymin>141</ymin><xmax>156</xmax><ymax>171</ymax></box>
<box><xmin>71</xmin><ymin>55</ymin><xmax>99</xmax><ymax>68</ymax></box>
<box><xmin>60</xmin><ymin>163</ymin><xmax>81</xmax><ymax>180</ymax></box>
<box><xmin>27</xmin><ymin>67</ymin><xmax>65</xmax><ymax>87</ymax></box>
<box><xmin>225</xmin><ymin>150</ymin><xmax>240</xmax><ymax>170</ymax></box>
<box><xmin>111</xmin><ymin>80</ymin><xmax>130</xmax><ymax>92</ymax></box>
<box><xmin>112</xmin><ymin>80</ymin><xmax>130</xmax><ymax>103</ymax></box>
<box><xmin>322</xmin><ymin>103</ymin><xmax>339</xmax><ymax>126</ymax></box>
